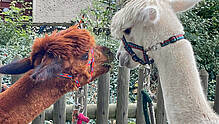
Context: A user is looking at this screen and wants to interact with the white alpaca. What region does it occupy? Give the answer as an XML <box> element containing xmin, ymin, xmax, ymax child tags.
<box><xmin>111</xmin><ymin>0</ymin><xmax>219</xmax><ymax>123</ymax></box>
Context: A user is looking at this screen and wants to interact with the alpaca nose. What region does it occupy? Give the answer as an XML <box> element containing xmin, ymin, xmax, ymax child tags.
<box><xmin>116</xmin><ymin>52</ymin><xmax>121</xmax><ymax>60</ymax></box>
<box><xmin>119</xmin><ymin>52</ymin><xmax>130</xmax><ymax>66</ymax></box>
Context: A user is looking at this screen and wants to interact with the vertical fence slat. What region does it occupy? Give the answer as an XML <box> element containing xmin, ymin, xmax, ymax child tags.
<box><xmin>78</xmin><ymin>89</ymin><xmax>84</xmax><ymax>113</ymax></box>
<box><xmin>73</xmin><ymin>91</ymin><xmax>78</xmax><ymax>124</ymax></box>
<box><xmin>32</xmin><ymin>112</ymin><xmax>45</xmax><ymax>124</ymax></box>
<box><xmin>53</xmin><ymin>95</ymin><xmax>66</xmax><ymax>124</ymax></box>
<box><xmin>82</xmin><ymin>84</ymin><xmax>88</xmax><ymax>124</ymax></box>
<box><xmin>200</xmin><ymin>69</ymin><xmax>209</xmax><ymax>96</ymax></box>
<box><xmin>214</xmin><ymin>75</ymin><xmax>219</xmax><ymax>114</ymax></box>
<box><xmin>116</xmin><ymin>67</ymin><xmax>130</xmax><ymax>124</ymax></box>
<box><xmin>136</xmin><ymin>68</ymin><xmax>145</xmax><ymax>124</ymax></box>
<box><xmin>156</xmin><ymin>79</ymin><xmax>167</xmax><ymax>124</ymax></box>
<box><xmin>96</xmin><ymin>72</ymin><xmax>110</xmax><ymax>124</ymax></box>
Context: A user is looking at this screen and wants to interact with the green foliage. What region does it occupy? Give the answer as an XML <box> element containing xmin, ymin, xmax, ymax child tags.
<box><xmin>180</xmin><ymin>0</ymin><xmax>219</xmax><ymax>81</ymax></box>
<box><xmin>0</xmin><ymin>1</ymin><xmax>32</xmax><ymax>85</ymax></box>
<box><xmin>73</xmin><ymin>0</ymin><xmax>120</xmax><ymax>38</ymax></box>
<box><xmin>208</xmin><ymin>80</ymin><xmax>216</xmax><ymax>101</ymax></box>
<box><xmin>0</xmin><ymin>1</ymin><xmax>33</xmax><ymax>64</ymax></box>
<box><xmin>179</xmin><ymin>0</ymin><xmax>219</xmax><ymax>100</ymax></box>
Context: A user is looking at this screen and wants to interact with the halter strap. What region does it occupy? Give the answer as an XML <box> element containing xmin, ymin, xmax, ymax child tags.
<box><xmin>121</xmin><ymin>34</ymin><xmax>185</xmax><ymax>65</ymax></box>
<box><xmin>122</xmin><ymin>36</ymin><xmax>154</xmax><ymax>65</ymax></box>
<box><xmin>88</xmin><ymin>48</ymin><xmax>95</xmax><ymax>80</ymax></box>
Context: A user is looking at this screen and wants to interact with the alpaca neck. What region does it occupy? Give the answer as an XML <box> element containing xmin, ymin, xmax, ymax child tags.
<box><xmin>151</xmin><ymin>39</ymin><xmax>218</xmax><ymax>123</ymax></box>
<box><xmin>0</xmin><ymin>70</ymin><xmax>69</xmax><ymax>123</ymax></box>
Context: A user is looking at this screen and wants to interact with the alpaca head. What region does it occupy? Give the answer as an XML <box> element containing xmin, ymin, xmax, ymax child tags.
<box><xmin>111</xmin><ymin>0</ymin><xmax>200</xmax><ymax>68</ymax></box>
<box><xmin>0</xmin><ymin>25</ymin><xmax>114</xmax><ymax>89</ymax></box>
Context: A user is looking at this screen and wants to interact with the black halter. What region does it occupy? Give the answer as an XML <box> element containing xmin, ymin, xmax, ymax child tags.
<box><xmin>122</xmin><ymin>35</ymin><xmax>154</xmax><ymax>65</ymax></box>
<box><xmin>121</xmin><ymin>34</ymin><xmax>185</xmax><ymax>65</ymax></box>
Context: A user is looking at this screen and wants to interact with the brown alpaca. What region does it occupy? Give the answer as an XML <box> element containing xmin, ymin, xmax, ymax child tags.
<box><xmin>0</xmin><ymin>25</ymin><xmax>113</xmax><ymax>123</ymax></box>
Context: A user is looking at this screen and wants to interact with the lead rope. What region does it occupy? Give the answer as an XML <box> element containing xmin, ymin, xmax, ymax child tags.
<box><xmin>141</xmin><ymin>90</ymin><xmax>153</xmax><ymax>124</ymax></box>
<box><xmin>72</xmin><ymin>48</ymin><xmax>93</xmax><ymax>124</ymax></box>
<box><xmin>141</xmin><ymin>66</ymin><xmax>156</xmax><ymax>124</ymax></box>
<box><xmin>72</xmin><ymin>18</ymin><xmax>91</xmax><ymax>123</ymax></box>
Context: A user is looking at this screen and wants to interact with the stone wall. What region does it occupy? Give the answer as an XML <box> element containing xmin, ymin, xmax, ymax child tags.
<box><xmin>33</xmin><ymin>0</ymin><xmax>91</xmax><ymax>23</ymax></box>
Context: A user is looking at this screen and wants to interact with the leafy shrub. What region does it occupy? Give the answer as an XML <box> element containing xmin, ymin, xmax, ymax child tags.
<box><xmin>179</xmin><ymin>0</ymin><xmax>218</xmax><ymax>100</ymax></box>
<box><xmin>0</xmin><ymin>1</ymin><xmax>32</xmax><ymax>84</ymax></box>
<box><xmin>0</xmin><ymin>1</ymin><xmax>32</xmax><ymax>63</ymax></box>
<box><xmin>208</xmin><ymin>80</ymin><xmax>216</xmax><ymax>101</ymax></box>
<box><xmin>180</xmin><ymin>0</ymin><xmax>219</xmax><ymax>81</ymax></box>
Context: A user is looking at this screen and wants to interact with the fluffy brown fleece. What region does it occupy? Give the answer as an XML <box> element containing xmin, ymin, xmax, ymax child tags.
<box><xmin>0</xmin><ymin>25</ymin><xmax>113</xmax><ymax>123</ymax></box>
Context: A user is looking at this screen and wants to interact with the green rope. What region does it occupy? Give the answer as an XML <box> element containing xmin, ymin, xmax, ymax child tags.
<box><xmin>141</xmin><ymin>90</ymin><xmax>152</xmax><ymax>124</ymax></box>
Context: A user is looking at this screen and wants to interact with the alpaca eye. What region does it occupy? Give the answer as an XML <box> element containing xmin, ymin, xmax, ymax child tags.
<box><xmin>124</xmin><ymin>28</ymin><xmax>131</xmax><ymax>35</ymax></box>
<box><xmin>47</xmin><ymin>51</ymin><xmax>54</xmax><ymax>58</ymax></box>
<box><xmin>81</xmin><ymin>53</ymin><xmax>89</xmax><ymax>60</ymax></box>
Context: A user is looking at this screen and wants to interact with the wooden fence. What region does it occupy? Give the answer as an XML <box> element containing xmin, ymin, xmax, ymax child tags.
<box><xmin>0</xmin><ymin>59</ymin><xmax>219</xmax><ymax>124</ymax></box>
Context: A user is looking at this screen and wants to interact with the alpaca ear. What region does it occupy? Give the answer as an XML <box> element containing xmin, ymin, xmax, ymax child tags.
<box><xmin>140</xmin><ymin>6</ymin><xmax>160</xmax><ymax>24</ymax></box>
<box><xmin>0</xmin><ymin>57</ymin><xmax>33</xmax><ymax>74</ymax></box>
<box><xmin>170</xmin><ymin>0</ymin><xmax>200</xmax><ymax>13</ymax></box>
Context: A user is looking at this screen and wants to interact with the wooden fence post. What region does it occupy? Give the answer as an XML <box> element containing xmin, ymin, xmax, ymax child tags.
<box><xmin>83</xmin><ymin>85</ymin><xmax>88</xmax><ymax>124</ymax></box>
<box><xmin>32</xmin><ymin>112</ymin><xmax>45</xmax><ymax>124</ymax></box>
<box><xmin>96</xmin><ymin>72</ymin><xmax>110</xmax><ymax>124</ymax></box>
<box><xmin>53</xmin><ymin>95</ymin><xmax>66</xmax><ymax>124</ymax></box>
<box><xmin>116</xmin><ymin>67</ymin><xmax>130</xmax><ymax>124</ymax></box>
<box><xmin>136</xmin><ymin>68</ymin><xmax>145</xmax><ymax>124</ymax></box>
<box><xmin>73</xmin><ymin>91</ymin><xmax>78</xmax><ymax>124</ymax></box>
<box><xmin>156</xmin><ymin>79</ymin><xmax>167</xmax><ymax>124</ymax></box>
<box><xmin>199</xmin><ymin>69</ymin><xmax>209</xmax><ymax>96</ymax></box>
<box><xmin>214</xmin><ymin>75</ymin><xmax>219</xmax><ymax>114</ymax></box>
